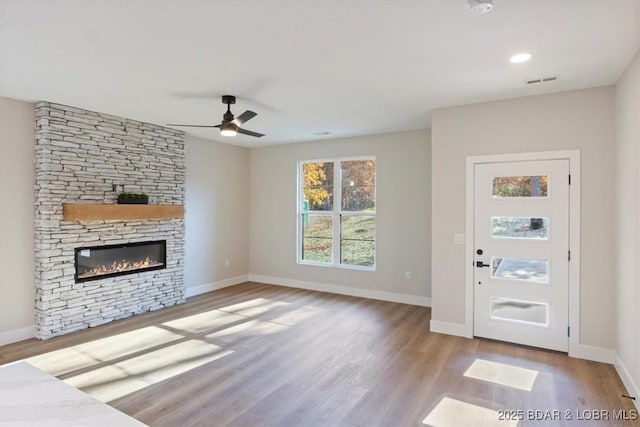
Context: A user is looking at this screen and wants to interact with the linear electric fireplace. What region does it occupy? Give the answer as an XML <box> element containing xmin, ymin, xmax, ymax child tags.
<box><xmin>74</xmin><ymin>240</ymin><xmax>166</xmax><ymax>283</ymax></box>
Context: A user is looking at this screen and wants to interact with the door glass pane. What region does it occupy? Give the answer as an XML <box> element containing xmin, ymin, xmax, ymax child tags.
<box><xmin>492</xmin><ymin>175</ymin><xmax>548</xmax><ymax>197</ymax></box>
<box><xmin>302</xmin><ymin>162</ymin><xmax>334</xmax><ymax>210</ymax></box>
<box><xmin>490</xmin><ymin>297</ymin><xmax>548</xmax><ymax>326</ymax></box>
<box><xmin>302</xmin><ymin>215</ymin><xmax>332</xmax><ymax>263</ymax></box>
<box><xmin>492</xmin><ymin>257</ymin><xmax>548</xmax><ymax>283</ymax></box>
<box><xmin>341</xmin><ymin>160</ymin><xmax>376</xmax><ymax>211</ymax></box>
<box><xmin>341</xmin><ymin>215</ymin><xmax>375</xmax><ymax>267</ymax></box>
<box><xmin>491</xmin><ymin>217</ymin><xmax>548</xmax><ymax>240</ymax></box>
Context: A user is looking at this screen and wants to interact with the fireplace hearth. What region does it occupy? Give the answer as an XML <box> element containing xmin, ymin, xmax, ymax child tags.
<box><xmin>74</xmin><ymin>240</ymin><xmax>166</xmax><ymax>282</ymax></box>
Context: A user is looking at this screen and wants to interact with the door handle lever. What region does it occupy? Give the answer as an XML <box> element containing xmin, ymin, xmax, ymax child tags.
<box><xmin>476</xmin><ymin>261</ymin><xmax>490</xmax><ymax>268</ymax></box>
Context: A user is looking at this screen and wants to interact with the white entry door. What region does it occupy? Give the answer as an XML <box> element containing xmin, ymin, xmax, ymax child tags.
<box><xmin>473</xmin><ymin>160</ymin><xmax>569</xmax><ymax>352</ymax></box>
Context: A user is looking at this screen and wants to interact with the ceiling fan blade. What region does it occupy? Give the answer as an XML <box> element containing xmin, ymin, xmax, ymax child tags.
<box><xmin>232</xmin><ymin>110</ymin><xmax>257</xmax><ymax>125</ymax></box>
<box><xmin>236</xmin><ymin>127</ymin><xmax>265</xmax><ymax>138</ymax></box>
<box><xmin>166</xmin><ymin>124</ymin><xmax>221</xmax><ymax>128</ymax></box>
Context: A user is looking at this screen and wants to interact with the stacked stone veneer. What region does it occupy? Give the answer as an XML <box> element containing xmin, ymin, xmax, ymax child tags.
<box><xmin>34</xmin><ymin>102</ymin><xmax>185</xmax><ymax>339</ymax></box>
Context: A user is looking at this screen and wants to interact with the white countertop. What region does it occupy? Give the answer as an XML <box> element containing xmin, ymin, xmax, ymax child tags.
<box><xmin>0</xmin><ymin>361</ymin><xmax>147</xmax><ymax>427</ymax></box>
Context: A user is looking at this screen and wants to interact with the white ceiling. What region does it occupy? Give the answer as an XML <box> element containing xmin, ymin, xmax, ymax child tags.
<box><xmin>1</xmin><ymin>1</ymin><xmax>638</xmax><ymax>147</ymax></box>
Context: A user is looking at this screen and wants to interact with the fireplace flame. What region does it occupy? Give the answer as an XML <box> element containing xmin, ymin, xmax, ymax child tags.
<box><xmin>79</xmin><ymin>257</ymin><xmax>163</xmax><ymax>278</ymax></box>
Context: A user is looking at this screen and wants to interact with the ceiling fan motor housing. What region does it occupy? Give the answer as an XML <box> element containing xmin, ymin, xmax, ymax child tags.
<box><xmin>222</xmin><ymin>95</ymin><xmax>236</xmax><ymax>122</ymax></box>
<box><xmin>221</xmin><ymin>95</ymin><xmax>236</xmax><ymax>105</ymax></box>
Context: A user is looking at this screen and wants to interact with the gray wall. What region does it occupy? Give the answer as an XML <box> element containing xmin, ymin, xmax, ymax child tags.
<box><xmin>249</xmin><ymin>130</ymin><xmax>431</xmax><ymax>303</ymax></box>
<box><xmin>430</xmin><ymin>86</ymin><xmax>616</xmax><ymax>350</ymax></box>
<box><xmin>0</xmin><ymin>97</ymin><xmax>35</xmax><ymax>343</ymax></box>
<box><xmin>1</xmin><ymin>80</ymin><xmax>633</xmax><ymax>370</ymax></box>
<box><xmin>185</xmin><ymin>136</ymin><xmax>250</xmax><ymax>292</ymax></box>
<box><xmin>614</xmin><ymin>52</ymin><xmax>640</xmax><ymax>403</ymax></box>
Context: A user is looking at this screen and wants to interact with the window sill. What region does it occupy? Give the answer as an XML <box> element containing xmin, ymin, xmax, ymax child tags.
<box><xmin>297</xmin><ymin>260</ymin><xmax>376</xmax><ymax>272</ymax></box>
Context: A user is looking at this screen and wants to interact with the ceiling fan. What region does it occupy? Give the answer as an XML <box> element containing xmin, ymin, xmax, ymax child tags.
<box><xmin>167</xmin><ymin>95</ymin><xmax>264</xmax><ymax>138</ymax></box>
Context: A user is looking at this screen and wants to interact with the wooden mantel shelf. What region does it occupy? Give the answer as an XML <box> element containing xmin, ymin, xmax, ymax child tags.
<box><xmin>63</xmin><ymin>204</ymin><xmax>184</xmax><ymax>221</ymax></box>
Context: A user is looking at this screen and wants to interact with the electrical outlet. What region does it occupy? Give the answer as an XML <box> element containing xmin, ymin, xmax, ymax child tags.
<box><xmin>225</xmin><ymin>259</ymin><xmax>230</xmax><ymax>267</ymax></box>
<box><xmin>454</xmin><ymin>234</ymin><xmax>465</xmax><ymax>245</ymax></box>
<box><xmin>405</xmin><ymin>271</ymin><xmax>412</xmax><ymax>280</ymax></box>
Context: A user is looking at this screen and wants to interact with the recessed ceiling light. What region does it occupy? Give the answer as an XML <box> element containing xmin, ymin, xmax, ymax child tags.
<box><xmin>313</xmin><ymin>131</ymin><xmax>331</xmax><ymax>136</ymax></box>
<box><xmin>510</xmin><ymin>53</ymin><xmax>532</xmax><ymax>64</ymax></box>
<box><xmin>468</xmin><ymin>0</ymin><xmax>493</xmax><ymax>14</ymax></box>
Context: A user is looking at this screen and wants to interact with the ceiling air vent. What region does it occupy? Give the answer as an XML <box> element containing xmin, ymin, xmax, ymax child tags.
<box><xmin>527</xmin><ymin>76</ymin><xmax>558</xmax><ymax>85</ymax></box>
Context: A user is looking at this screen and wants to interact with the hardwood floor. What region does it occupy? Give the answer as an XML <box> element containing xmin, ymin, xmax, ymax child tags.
<box><xmin>1</xmin><ymin>282</ymin><xmax>637</xmax><ymax>426</ymax></box>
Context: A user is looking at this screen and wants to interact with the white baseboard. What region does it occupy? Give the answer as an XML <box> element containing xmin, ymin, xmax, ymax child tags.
<box><xmin>185</xmin><ymin>275</ymin><xmax>250</xmax><ymax>298</ymax></box>
<box><xmin>248</xmin><ymin>274</ymin><xmax>431</xmax><ymax>307</ymax></box>
<box><xmin>0</xmin><ymin>325</ymin><xmax>35</xmax><ymax>346</ymax></box>
<box><xmin>615</xmin><ymin>354</ymin><xmax>640</xmax><ymax>410</ymax></box>
<box><xmin>575</xmin><ymin>344</ymin><xmax>615</xmax><ymax>364</ymax></box>
<box><xmin>429</xmin><ymin>320</ymin><xmax>472</xmax><ymax>338</ymax></box>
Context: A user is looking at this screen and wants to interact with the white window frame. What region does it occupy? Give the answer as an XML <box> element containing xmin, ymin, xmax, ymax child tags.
<box><xmin>296</xmin><ymin>156</ymin><xmax>376</xmax><ymax>271</ymax></box>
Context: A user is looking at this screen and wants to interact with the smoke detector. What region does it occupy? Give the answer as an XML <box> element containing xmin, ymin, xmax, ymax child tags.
<box><xmin>468</xmin><ymin>0</ymin><xmax>494</xmax><ymax>14</ymax></box>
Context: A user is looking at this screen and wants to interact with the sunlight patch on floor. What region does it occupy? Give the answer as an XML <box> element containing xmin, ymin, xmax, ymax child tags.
<box><xmin>205</xmin><ymin>319</ymin><xmax>288</xmax><ymax>343</ymax></box>
<box><xmin>423</xmin><ymin>396</ymin><xmax>517</xmax><ymax>427</ymax></box>
<box><xmin>217</xmin><ymin>298</ymin><xmax>291</xmax><ymax>318</ymax></box>
<box><xmin>26</xmin><ymin>326</ymin><xmax>183</xmax><ymax>376</ymax></box>
<box><xmin>162</xmin><ymin>309</ymin><xmax>246</xmax><ymax>334</ymax></box>
<box><xmin>268</xmin><ymin>305</ymin><xmax>319</xmax><ymax>326</ymax></box>
<box><xmin>215</xmin><ymin>298</ymin><xmax>278</xmax><ymax>312</ymax></box>
<box><xmin>464</xmin><ymin>359</ymin><xmax>538</xmax><ymax>391</ymax></box>
<box><xmin>64</xmin><ymin>339</ymin><xmax>233</xmax><ymax>402</ymax></box>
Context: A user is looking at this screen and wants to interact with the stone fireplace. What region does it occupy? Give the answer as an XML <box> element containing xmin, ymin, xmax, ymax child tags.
<box><xmin>34</xmin><ymin>102</ymin><xmax>185</xmax><ymax>339</ymax></box>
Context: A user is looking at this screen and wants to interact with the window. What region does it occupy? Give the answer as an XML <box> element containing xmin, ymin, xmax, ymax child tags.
<box><xmin>491</xmin><ymin>257</ymin><xmax>549</xmax><ymax>283</ymax></box>
<box><xmin>298</xmin><ymin>158</ymin><xmax>376</xmax><ymax>269</ymax></box>
<box><xmin>491</xmin><ymin>217</ymin><xmax>549</xmax><ymax>240</ymax></box>
<box><xmin>492</xmin><ymin>175</ymin><xmax>548</xmax><ymax>198</ymax></box>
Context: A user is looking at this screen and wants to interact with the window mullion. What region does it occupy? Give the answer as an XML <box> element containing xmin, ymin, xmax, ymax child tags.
<box><xmin>298</xmin><ymin>163</ymin><xmax>302</xmax><ymax>263</ymax></box>
<box><xmin>333</xmin><ymin>160</ymin><xmax>342</xmax><ymax>266</ymax></box>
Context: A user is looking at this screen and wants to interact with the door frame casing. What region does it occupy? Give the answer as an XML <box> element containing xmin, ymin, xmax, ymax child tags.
<box><xmin>464</xmin><ymin>150</ymin><xmax>580</xmax><ymax>357</ymax></box>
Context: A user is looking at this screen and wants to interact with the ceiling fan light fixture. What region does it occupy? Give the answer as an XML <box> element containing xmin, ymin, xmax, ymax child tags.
<box><xmin>220</xmin><ymin>122</ymin><xmax>238</xmax><ymax>137</ymax></box>
<box><xmin>468</xmin><ymin>0</ymin><xmax>493</xmax><ymax>14</ymax></box>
